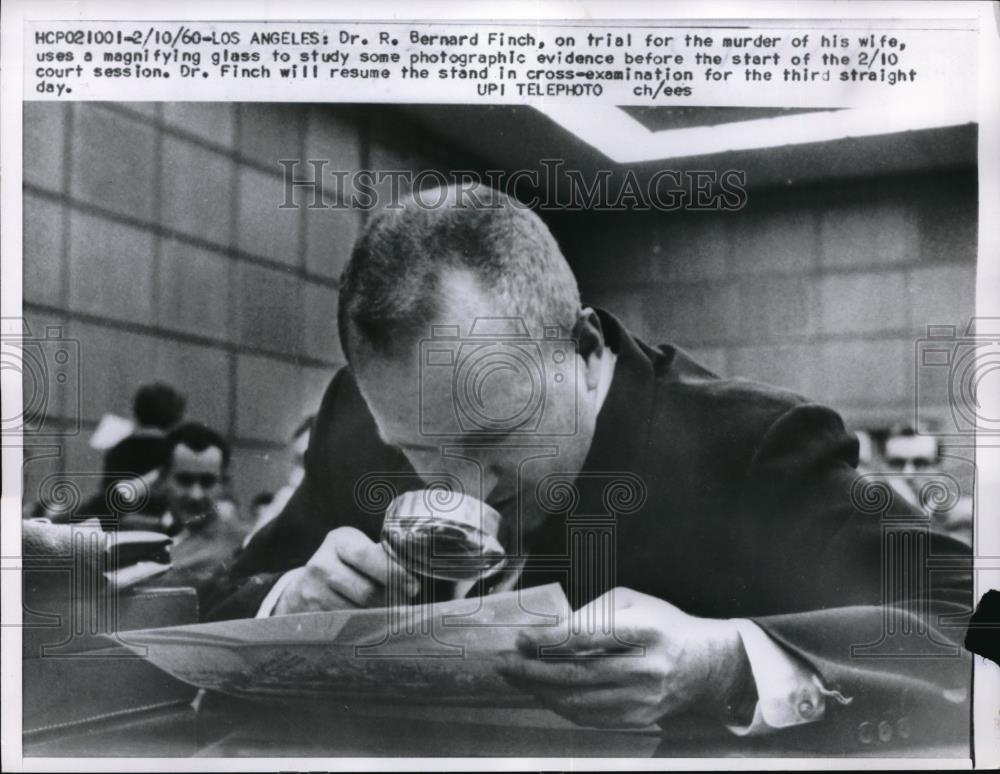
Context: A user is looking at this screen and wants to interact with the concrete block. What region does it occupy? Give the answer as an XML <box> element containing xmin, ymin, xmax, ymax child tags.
<box><xmin>23</xmin><ymin>195</ymin><xmax>64</xmax><ymax>307</ymax></box>
<box><xmin>229</xmin><ymin>444</ymin><xmax>291</xmax><ymax>507</ymax></box>
<box><xmin>729</xmin><ymin>344</ymin><xmax>813</xmax><ymax>396</ymax></box>
<box><xmin>68</xmin><ymin>320</ymin><xmax>159</xmax><ymax>424</ymax></box>
<box><xmin>367</xmin><ymin>141</ymin><xmax>422</xmax><ymax>210</ymax></box>
<box><xmin>161</xmin><ymin>136</ymin><xmax>233</xmax><ymax>246</ymax></box>
<box><xmin>815</xmin><ymin>272</ymin><xmax>908</xmax><ymax>336</ymax></box>
<box><xmin>67</xmin><ymin>212</ymin><xmax>155</xmax><ymax>324</ymax></box>
<box><xmin>239</xmin><ymin>103</ymin><xmax>303</xmax><ymax>167</ymax></box>
<box><xmin>683</xmin><ymin>346</ymin><xmax>728</xmax><ymax>376</ymax></box>
<box><xmin>304</xmin><ymin>207</ymin><xmax>360</xmax><ymax>280</ymax></box>
<box><xmin>738</xmin><ymin>275</ymin><xmax>814</xmax><ymax>343</ymax></box>
<box><xmin>157</xmin><ymin>239</ymin><xmax>231</xmax><ymax>339</ymax></box>
<box><xmin>21</xmin><ymin>311</ymin><xmax>71</xmax><ymax>432</ymax></box>
<box><xmin>907</xmin><ymin>265</ymin><xmax>976</xmax><ymax>333</ymax></box>
<box><xmin>162</xmin><ymin>103</ymin><xmax>235</xmax><ymax>147</ymax></box>
<box><xmin>236</xmin><ymin>167</ymin><xmax>301</xmax><ymax>265</ymax></box>
<box><xmin>153</xmin><ymin>339</ymin><xmax>231</xmax><ymax>432</ymax></box>
<box><xmin>235</xmin><ymin>354</ymin><xmax>302</xmax><ymax>443</ymax></box>
<box><xmin>232</xmin><ymin>262</ymin><xmax>303</xmax><ymax>354</ymax></box>
<box><xmin>579</xmin><ymin>287</ymin><xmax>651</xmax><ymax>341</ymax></box>
<box><xmin>650</xmin><ymin>284</ymin><xmax>742</xmax><ymax>346</ymax></box>
<box><xmin>302</xmin><ymin>282</ymin><xmax>342</xmax><ymax>363</ymax></box>
<box><xmin>114</xmin><ymin>102</ymin><xmax>159</xmax><ymax>119</ymax></box>
<box><xmin>24</xmin><ymin>102</ymin><xmax>67</xmax><ymax>191</ymax></box>
<box><xmin>568</xmin><ymin>212</ymin><xmax>654</xmax><ymax>290</ymax></box>
<box><xmin>71</xmin><ymin>105</ymin><xmax>157</xmax><ymax>222</ymax></box>
<box><xmin>819</xmin><ymin>200</ymin><xmax>918</xmax><ymax>268</ymax></box>
<box><xmin>729</xmin><ymin>205</ymin><xmax>817</xmax><ymax>276</ymax></box>
<box><xmin>657</xmin><ymin>214</ymin><xmax>729</xmax><ymax>283</ymax></box>
<box><xmin>301</xmin><ymin>366</ymin><xmax>335</xmax><ymax>422</ymax></box>
<box><xmin>805</xmin><ymin>338</ymin><xmax>910</xmax><ymax>406</ymax></box>
<box><xmin>303</xmin><ymin>105</ymin><xmax>363</xmax><ymax>180</ymax></box>
<box><xmin>915</xmin><ymin>175</ymin><xmax>977</xmax><ymax>265</ymax></box>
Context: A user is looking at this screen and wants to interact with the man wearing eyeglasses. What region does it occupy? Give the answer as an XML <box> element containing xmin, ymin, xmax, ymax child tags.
<box><xmin>149</xmin><ymin>422</ymin><xmax>249</xmax><ymax>590</ymax></box>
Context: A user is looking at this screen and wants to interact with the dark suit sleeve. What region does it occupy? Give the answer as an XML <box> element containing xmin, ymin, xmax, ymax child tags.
<box><xmin>740</xmin><ymin>403</ymin><xmax>972</xmax><ymax>746</ymax></box>
<box><xmin>197</xmin><ymin>478</ymin><xmax>320</xmax><ymax>621</ymax></box>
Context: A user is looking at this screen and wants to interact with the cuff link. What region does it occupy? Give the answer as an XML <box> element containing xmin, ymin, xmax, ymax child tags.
<box><xmin>797</xmin><ymin>698</ymin><xmax>816</xmax><ymax>719</ymax></box>
<box><xmin>793</xmin><ymin>685</ymin><xmax>824</xmax><ymax>721</ymax></box>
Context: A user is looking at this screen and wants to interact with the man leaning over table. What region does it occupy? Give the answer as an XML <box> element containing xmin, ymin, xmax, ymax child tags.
<box><xmin>203</xmin><ymin>185</ymin><xmax>971</xmax><ymax>746</ymax></box>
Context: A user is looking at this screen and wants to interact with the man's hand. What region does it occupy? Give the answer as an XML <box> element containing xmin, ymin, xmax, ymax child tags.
<box><xmin>273</xmin><ymin>526</ymin><xmax>420</xmax><ymax>614</ymax></box>
<box><xmin>496</xmin><ymin>587</ymin><xmax>753</xmax><ymax>729</ymax></box>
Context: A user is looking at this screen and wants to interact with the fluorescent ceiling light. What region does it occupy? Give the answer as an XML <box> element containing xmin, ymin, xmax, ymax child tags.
<box><xmin>535</xmin><ymin>103</ymin><xmax>977</xmax><ymax>163</ymax></box>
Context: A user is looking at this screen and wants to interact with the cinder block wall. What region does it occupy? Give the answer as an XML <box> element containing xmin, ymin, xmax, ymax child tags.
<box><xmin>553</xmin><ymin>172</ymin><xmax>978</xmax><ymax>434</ymax></box>
<box><xmin>21</xmin><ymin>101</ymin><xmax>454</xmax><ymax>511</ymax></box>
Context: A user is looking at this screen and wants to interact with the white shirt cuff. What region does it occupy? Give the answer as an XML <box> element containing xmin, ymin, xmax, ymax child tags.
<box><xmin>725</xmin><ymin>619</ymin><xmax>828</xmax><ymax>736</ymax></box>
<box><xmin>255</xmin><ymin>567</ymin><xmax>305</xmax><ymax>618</ymax></box>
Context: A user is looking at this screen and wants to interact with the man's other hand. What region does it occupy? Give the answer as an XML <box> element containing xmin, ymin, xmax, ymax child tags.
<box><xmin>496</xmin><ymin>587</ymin><xmax>752</xmax><ymax>729</ymax></box>
<box><xmin>273</xmin><ymin>526</ymin><xmax>420</xmax><ymax>614</ymax></box>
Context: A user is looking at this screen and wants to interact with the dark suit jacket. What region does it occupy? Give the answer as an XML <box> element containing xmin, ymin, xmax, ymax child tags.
<box><xmin>204</xmin><ymin>310</ymin><xmax>972</xmax><ymax>751</ymax></box>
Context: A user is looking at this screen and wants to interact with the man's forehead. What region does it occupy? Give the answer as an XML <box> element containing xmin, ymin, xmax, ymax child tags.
<box><xmin>171</xmin><ymin>443</ymin><xmax>224</xmax><ymax>471</ymax></box>
<box><xmin>357</xmin><ymin>339</ymin><xmax>546</xmax><ymax>443</ymax></box>
<box><xmin>352</xmin><ymin>268</ymin><xmax>549</xmax><ymax>445</ymax></box>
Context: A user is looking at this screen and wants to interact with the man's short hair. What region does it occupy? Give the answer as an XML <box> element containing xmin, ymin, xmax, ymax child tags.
<box><xmin>164</xmin><ymin>422</ymin><xmax>230</xmax><ymax>470</ymax></box>
<box><xmin>133</xmin><ymin>382</ymin><xmax>186</xmax><ymax>430</ymax></box>
<box><xmin>337</xmin><ymin>184</ymin><xmax>581</xmax><ymax>361</ymax></box>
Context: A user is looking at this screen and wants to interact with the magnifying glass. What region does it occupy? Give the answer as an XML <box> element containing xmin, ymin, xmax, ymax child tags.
<box><xmin>381</xmin><ymin>489</ymin><xmax>507</xmax><ymax>604</ymax></box>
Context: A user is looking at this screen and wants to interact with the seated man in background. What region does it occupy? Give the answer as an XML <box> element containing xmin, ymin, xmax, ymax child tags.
<box><xmin>204</xmin><ymin>185</ymin><xmax>971</xmax><ymax>746</ymax></box>
<box><xmin>147</xmin><ymin>422</ymin><xmax>248</xmax><ymax>591</ymax></box>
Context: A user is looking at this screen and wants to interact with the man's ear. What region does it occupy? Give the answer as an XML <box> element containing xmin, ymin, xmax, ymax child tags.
<box><xmin>572</xmin><ymin>307</ymin><xmax>605</xmax><ymax>391</ymax></box>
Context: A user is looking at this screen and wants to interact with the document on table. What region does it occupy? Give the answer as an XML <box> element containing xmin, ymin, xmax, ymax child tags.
<box><xmin>121</xmin><ymin>584</ymin><xmax>570</xmax><ymax>706</ymax></box>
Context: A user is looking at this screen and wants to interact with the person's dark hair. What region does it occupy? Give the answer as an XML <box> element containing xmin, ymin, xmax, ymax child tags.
<box><xmin>337</xmin><ymin>184</ymin><xmax>581</xmax><ymax>361</ymax></box>
<box><xmin>133</xmin><ymin>382</ymin><xmax>186</xmax><ymax>430</ymax></box>
<box><xmin>164</xmin><ymin>422</ymin><xmax>230</xmax><ymax>470</ymax></box>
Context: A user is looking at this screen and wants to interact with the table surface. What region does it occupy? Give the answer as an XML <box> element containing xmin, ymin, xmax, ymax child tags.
<box><xmin>22</xmin><ymin>693</ymin><xmax>971</xmax><ymax>759</ymax></box>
